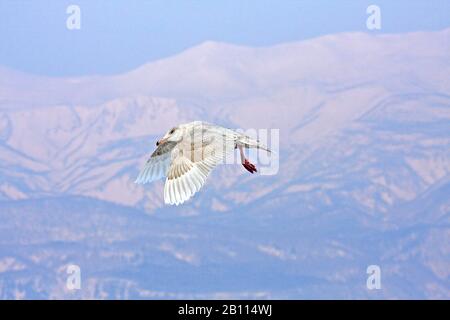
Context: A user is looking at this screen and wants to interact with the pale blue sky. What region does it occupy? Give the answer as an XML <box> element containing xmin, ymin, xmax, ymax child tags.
<box><xmin>0</xmin><ymin>0</ymin><xmax>449</xmax><ymax>76</ymax></box>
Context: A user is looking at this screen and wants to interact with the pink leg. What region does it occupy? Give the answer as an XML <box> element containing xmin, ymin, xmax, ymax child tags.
<box><xmin>239</xmin><ymin>145</ymin><xmax>257</xmax><ymax>174</ymax></box>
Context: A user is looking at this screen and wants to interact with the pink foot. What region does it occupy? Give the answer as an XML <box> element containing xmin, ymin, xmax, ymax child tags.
<box><xmin>242</xmin><ymin>159</ymin><xmax>257</xmax><ymax>174</ymax></box>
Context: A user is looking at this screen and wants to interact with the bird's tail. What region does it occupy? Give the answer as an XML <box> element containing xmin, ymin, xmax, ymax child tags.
<box><xmin>237</xmin><ymin>135</ymin><xmax>272</xmax><ymax>153</ymax></box>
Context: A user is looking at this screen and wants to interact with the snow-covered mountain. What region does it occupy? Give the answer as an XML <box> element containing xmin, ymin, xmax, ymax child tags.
<box><xmin>0</xmin><ymin>29</ymin><xmax>449</xmax><ymax>299</ymax></box>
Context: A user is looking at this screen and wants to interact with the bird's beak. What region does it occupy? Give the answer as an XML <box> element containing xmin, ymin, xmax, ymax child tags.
<box><xmin>156</xmin><ymin>138</ymin><xmax>167</xmax><ymax>146</ymax></box>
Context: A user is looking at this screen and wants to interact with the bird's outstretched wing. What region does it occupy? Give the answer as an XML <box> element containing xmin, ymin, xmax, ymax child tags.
<box><xmin>164</xmin><ymin>125</ymin><xmax>237</xmax><ymax>205</ymax></box>
<box><xmin>134</xmin><ymin>141</ymin><xmax>176</xmax><ymax>184</ymax></box>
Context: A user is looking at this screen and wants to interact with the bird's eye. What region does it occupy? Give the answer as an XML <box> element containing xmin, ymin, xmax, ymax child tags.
<box><xmin>169</xmin><ymin>128</ymin><xmax>175</xmax><ymax>134</ymax></box>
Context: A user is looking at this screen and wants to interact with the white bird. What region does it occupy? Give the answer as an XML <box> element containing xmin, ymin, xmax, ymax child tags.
<box><xmin>135</xmin><ymin>121</ymin><xmax>271</xmax><ymax>205</ymax></box>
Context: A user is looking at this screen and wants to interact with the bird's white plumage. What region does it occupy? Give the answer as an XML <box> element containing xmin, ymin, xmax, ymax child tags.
<box><xmin>135</xmin><ymin>121</ymin><xmax>267</xmax><ymax>205</ymax></box>
<box><xmin>164</xmin><ymin>156</ymin><xmax>212</xmax><ymax>205</ymax></box>
<box><xmin>134</xmin><ymin>142</ymin><xmax>174</xmax><ymax>184</ymax></box>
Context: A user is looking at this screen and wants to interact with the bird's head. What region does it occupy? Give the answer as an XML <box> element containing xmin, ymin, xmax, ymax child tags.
<box><xmin>156</xmin><ymin>126</ymin><xmax>183</xmax><ymax>146</ymax></box>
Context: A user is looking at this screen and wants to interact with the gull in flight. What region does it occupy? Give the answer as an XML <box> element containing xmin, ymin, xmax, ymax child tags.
<box><xmin>135</xmin><ymin>121</ymin><xmax>271</xmax><ymax>205</ymax></box>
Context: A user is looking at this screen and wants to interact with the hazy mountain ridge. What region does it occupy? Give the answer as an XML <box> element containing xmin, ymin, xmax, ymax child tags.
<box><xmin>0</xmin><ymin>29</ymin><xmax>449</xmax><ymax>298</ymax></box>
<box><xmin>0</xmin><ymin>193</ymin><xmax>447</xmax><ymax>299</ymax></box>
